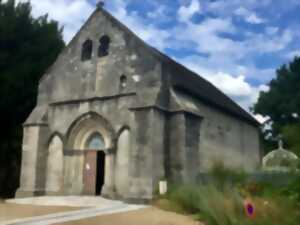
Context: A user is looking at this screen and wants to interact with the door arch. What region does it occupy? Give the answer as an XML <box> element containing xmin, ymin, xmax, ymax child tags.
<box><xmin>46</xmin><ymin>135</ymin><xmax>64</xmax><ymax>192</ymax></box>
<box><xmin>65</xmin><ymin>112</ymin><xmax>116</xmax><ymax>196</ymax></box>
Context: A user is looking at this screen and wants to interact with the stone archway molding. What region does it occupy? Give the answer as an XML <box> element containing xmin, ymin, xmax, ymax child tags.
<box><xmin>64</xmin><ymin>111</ymin><xmax>117</xmax><ymax>197</ymax></box>
<box><xmin>66</xmin><ymin>111</ymin><xmax>117</xmax><ymax>151</ymax></box>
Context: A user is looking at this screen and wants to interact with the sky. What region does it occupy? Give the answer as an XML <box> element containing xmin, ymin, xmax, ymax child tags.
<box><xmin>12</xmin><ymin>0</ymin><xmax>300</xmax><ymax>122</ymax></box>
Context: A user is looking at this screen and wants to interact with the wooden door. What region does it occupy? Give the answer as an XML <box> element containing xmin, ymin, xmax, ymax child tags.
<box><xmin>83</xmin><ymin>150</ymin><xmax>97</xmax><ymax>195</ymax></box>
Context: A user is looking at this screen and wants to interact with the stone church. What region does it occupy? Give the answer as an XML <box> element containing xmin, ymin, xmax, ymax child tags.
<box><xmin>17</xmin><ymin>6</ymin><xmax>261</xmax><ymax>202</ymax></box>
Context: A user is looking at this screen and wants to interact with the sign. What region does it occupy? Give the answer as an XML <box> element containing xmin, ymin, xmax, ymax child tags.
<box><xmin>244</xmin><ymin>199</ymin><xmax>255</xmax><ymax>219</ymax></box>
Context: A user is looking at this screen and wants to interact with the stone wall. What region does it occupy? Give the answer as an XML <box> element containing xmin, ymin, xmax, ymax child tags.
<box><xmin>169</xmin><ymin>89</ymin><xmax>260</xmax><ymax>173</ymax></box>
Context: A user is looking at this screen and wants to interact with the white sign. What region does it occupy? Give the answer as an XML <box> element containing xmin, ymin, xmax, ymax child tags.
<box><xmin>159</xmin><ymin>181</ymin><xmax>168</xmax><ymax>195</ymax></box>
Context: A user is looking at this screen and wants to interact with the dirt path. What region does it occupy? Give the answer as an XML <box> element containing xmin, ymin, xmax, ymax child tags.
<box><xmin>0</xmin><ymin>203</ymin><xmax>77</xmax><ymax>223</ymax></box>
<box><xmin>57</xmin><ymin>207</ymin><xmax>203</xmax><ymax>225</ymax></box>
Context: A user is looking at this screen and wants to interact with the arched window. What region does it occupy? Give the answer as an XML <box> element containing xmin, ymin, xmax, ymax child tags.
<box><xmin>119</xmin><ymin>75</ymin><xmax>127</xmax><ymax>92</ymax></box>
<box><xmin>86</xmin><ymin>132</ymin><xmax>105</xmax><ymax>149</ymax></box>
<box><xmin>81</xmin><ymin>39</ymin><xmax>93</xmax><ymax>61</ymax></box>
<box><xmin>98</xmin><ymin>35</ymin><xmax>110</xmax><ymax>57</ymax></box>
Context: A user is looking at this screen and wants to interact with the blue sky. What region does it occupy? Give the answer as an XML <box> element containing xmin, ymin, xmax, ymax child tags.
<box><xmin>13</xmin><ymin>0</ymin><xmax>300</xmax><ymax>122</ymax></box>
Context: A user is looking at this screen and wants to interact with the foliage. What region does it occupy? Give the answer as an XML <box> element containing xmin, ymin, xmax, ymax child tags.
<box><xmin>209</xmin><ymin>161</ymin><xmax>248</xmax><ymax>189</ymax></box>
<box><xmin>282</xmin><ymin>124</ymin><xmax>300</xmax><ymax>157</ymax></box>
<box><xmin>281</xmin><ymin>178</ymin><xmax>300</xmax><ymax>203</ymax></box>
<box><xmin>0</xmin><ymin>0</ymin><xmax>64</xmax><ymax>197</ymax></box>
<box><xmin>253</xmin><ymin>57</ymin><xmax>300</xmax><ymax>154</ymax></box>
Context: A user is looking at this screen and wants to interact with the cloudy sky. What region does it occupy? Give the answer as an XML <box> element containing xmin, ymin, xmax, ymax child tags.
<box><xmin>14</xmin><ymin>0</ymin><xmax>300</xmax><ymax>121</ymax></box>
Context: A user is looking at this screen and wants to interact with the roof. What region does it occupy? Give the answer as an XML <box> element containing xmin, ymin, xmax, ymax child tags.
<box><xmin>43</xmin><ymin>7</ymin><xmax>260</xmax><ymax>126</ymax></box>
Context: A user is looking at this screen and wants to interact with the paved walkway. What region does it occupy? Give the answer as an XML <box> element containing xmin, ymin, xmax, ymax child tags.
<box><xmin>2</xmin><ymin>196</ymin><xmax>147</xmax><ymax>225</ymax></box>
<box><xmin>6</xmin><ymin>196</ymin><xmax>123</xmax><ymax>207</ymax></box>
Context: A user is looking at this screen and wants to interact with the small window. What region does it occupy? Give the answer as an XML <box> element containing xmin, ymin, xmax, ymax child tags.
<box><xmin>81</xmin><ymin>39</ymin><xmax>93</xmax><ymax>61</ymax></box>
<box><xmin>119</xmin><ymin>75</ymin><xmax>127</xmax><ymax>91</ymax></box>
<box><xmin>98</xmin><ymin>35</ymin><xmax>110</xmax><ymax>57</ymax></box>
<box><xmin>86</xmin><ymin>132</ymin><xmax>105</xmax><ymax>149</ymax></box>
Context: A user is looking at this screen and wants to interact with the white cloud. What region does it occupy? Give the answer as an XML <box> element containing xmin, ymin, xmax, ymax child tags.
<box><xmin>178</xmin><ymin>0</ymin><xmax>201</xmax><ymax>22</ymax></box>
<box><xmin>246</xmin><ymin>29</ymin><xmax>293</xmax><ymax>53</ymax></box>
<box><xmin>285</xmin><ymin>50</ymin><xmax>300</xmax><ymax>59</ymax></box>
<box><xmin>235</xmin><ymin>7</ymin><xmax>266</xmax><ymax>24</ymax></box>
<box><xmin>246</xmin><ymin>14</ymin><xmax>265</xmax><ymax>24</ymax></box>
<box><xmin>207</xmin><ymin>74</ymin><xmax>252</xmax><ymax>97</ymax></box>
<box><xmin>177</xmin><ymin>55</ymin><xmax>270</xmax><ymax>111</ymax></box>
<box><xmin>174</xmin><ymin>17</ymin><xmax>240</xmax><ymax>56</ymax></box>
<box><xmin>147</xmin><ymin>5</ymin><xmax>170</xmax><ymax>22</ymax></box>
<box><xmin>265</xmin><ymin>26</ymin><xmax>279</xmax><ymax>35</ymax></box>
<box><xmin>107</xmin><ymin>1</ymin><xmax>171</xmax><ymax>50</ymax></box>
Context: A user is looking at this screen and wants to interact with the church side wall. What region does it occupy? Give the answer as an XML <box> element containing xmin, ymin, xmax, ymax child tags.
<box><xmin>168</xmin><ymin>89</ymin><xmax>260</xmax><ymax>175</ymax></box>
<box><xmin>196</xmin><ymin>101</ymin><xmax>260</xmax><ymax>171</ymax></box>
<box><xmin>168</xmin><ymin>113</ymin><xmax>202</xmax><ymax>183</ymax></box>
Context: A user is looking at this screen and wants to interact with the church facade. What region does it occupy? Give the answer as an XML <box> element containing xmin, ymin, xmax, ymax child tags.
<box><xmin>17</xmin><ymin>7</ymin><xmax>261</xmax><ymax>202</ymax></box>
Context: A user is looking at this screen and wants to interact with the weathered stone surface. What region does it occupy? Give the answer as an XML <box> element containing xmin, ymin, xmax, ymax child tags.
<box><xmin>17</xmin><ymin>7</ymin><xmax>261</xmax><ymax>201</ymax></box>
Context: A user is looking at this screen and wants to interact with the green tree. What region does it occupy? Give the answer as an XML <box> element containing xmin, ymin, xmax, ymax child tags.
<box><xmin>282</xmin><ymin>124</ymin><xmax>300</xmax><ymax>156</ymax></box>
<box><xmin>0</xmin><ymin>0</ymin><xmax>64</xmax><ymax>197</ymax></box>
<box><xmin>254</xmin><ymin>57</ymin><xmax>300</xmax><ymax>155</ymax></box>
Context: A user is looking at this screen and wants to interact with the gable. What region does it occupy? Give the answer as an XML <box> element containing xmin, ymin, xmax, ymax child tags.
<box><xmin>37</xmin><ymin>8</ymin><xmax>163</xmax><ymax>106</ymax></box>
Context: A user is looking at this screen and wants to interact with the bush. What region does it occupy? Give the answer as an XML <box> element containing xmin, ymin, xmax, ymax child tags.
<box><xmin>281</xmin><ymin>178</ymin><xmax>300</xmax><ymax>202</ymax></box>
<box><xmin>166</xmin><ymin>185</ymin><xmax>244</xmax><ymax>225</ymax></box>
<box><xmin>197</xmin><ymin>161</ymin><xmax>248</xmax><ymax>190</ymax></box>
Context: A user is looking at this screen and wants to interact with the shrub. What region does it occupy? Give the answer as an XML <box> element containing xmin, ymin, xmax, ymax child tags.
<box><xmin>167</xmin><ymin>185</ymin><xmax>202</xmax><ymax>214</ymax></box>
<box><xmin>208</xmin><ymin>161</ymin><xmax>247</xmax><ymax>190</ymax></box>
<box><xmin>281</xmin><ymin>178</ymin><xmax>300</xmax><ymax>202</ymax></box>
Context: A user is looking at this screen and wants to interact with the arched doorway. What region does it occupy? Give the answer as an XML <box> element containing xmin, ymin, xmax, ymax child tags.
<box><xmin>84</xmin><ymin>132</ymin><xmax>106</xmax><ymax>195</ymax></box>
<box><xmin>65</xmin><ymin>112</ymin><xmax>116</xmax><ymax>196</ymax></box>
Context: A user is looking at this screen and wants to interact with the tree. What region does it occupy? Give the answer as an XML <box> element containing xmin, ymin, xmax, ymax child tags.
<box><xmin>282</xmin><ymin>124</ymin><xmax>300</xmax><ymax>156</ymax></box>
<box><xmin>254</xmin><ymin>57</ymin><xmax>300</xmax><ymax>155</ymax></box>
<box><xmin>0</xmin><ymin>0</ymin><xmax>64</xmax><ymax>197</ymax></box>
